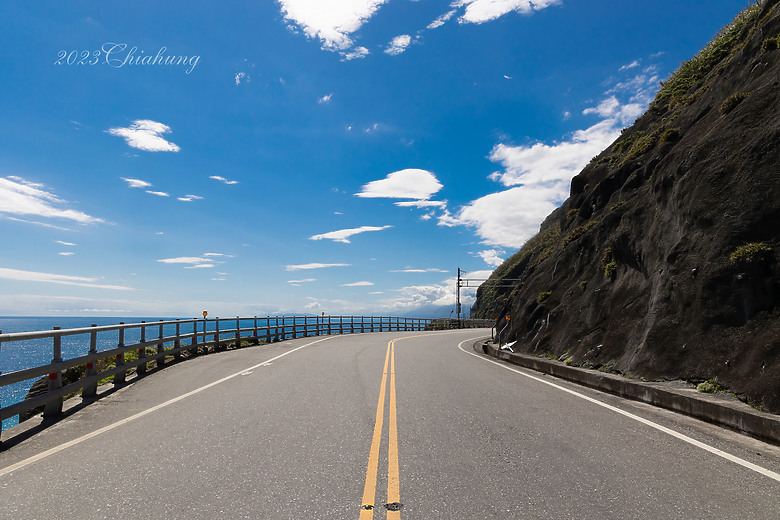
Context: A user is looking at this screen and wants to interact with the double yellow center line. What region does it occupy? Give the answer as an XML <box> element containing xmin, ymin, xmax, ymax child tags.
<box><xmin>359</xmin><ymin>338</ymin><xmax>406</xmax><ymax>519</ymax></box>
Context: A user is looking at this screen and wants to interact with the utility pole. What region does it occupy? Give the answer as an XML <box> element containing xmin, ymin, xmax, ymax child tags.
<box><xmin>456</xmin><ymin>268</ymin><xmax>523</xmax><ymax>327</ymax></box>
<box><xmin>456</xmin><ymin>267</ymin><xmax>462</xmax><ymax>329</ymax></box>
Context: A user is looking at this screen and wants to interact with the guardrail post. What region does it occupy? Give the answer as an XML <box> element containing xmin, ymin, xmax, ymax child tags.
<box><xmin>157</xmin><ymin>320</ymin><xmax>165</xmax><ymax>368</ymax></box>
<box><xmin>43</xmin><ymin>327</ymin><xmax>63</xmax><ymax>417</ymax></box>
<box><xmin>214</xmin><ymin>318</ymin><xmax>220</xmax><ymax>349</ymax></box>
<box><xmin>253</xmin><ymin>316</ymin><xmax>259</xmax><ymax>344</ymax></box>
<box><xmin>266</xmin><ymin>316</ymin><xmax>271</xmax><ymax>343</ymax></box>
<box><xmin>83</xmin><ymin>324</ymin><xmax>99</xmax><ymax>398</ymax></box>
<box><xmin>174</xmin><ymin>320</ymin><xmax>182</xmax><ymax>360</ymax></box>
<box><xmin>114</xmin><ymin>325</ymin><xmax>126</xmax><ymax>385</ymax></box>
<box><xmin>191</xmin><ymin>320</ymin><xmax>199</xmax><ymax>356</ymax></box>
<box><xmin>275</xmin><ymin>316</ymin><xmax>280</xmax><ymax>342</ymax></box>
<box><xmin>327</xmin><ymin>316</ymin><xmax>332</xmax><ymax>336</ymax></box>
<box><xmin>137</xmin><ymin>321</ymin><xmax>148</xmax><ymax>375</ymax></box>
<box><xmin>235</xmin><ymin>316</ymin><xmax>241</xmax><ymax>348</ymax></box>
<box><xmin>360</xmin><ymin>316</ymin><xmax>364</xmax><ymax>334</ymax></box>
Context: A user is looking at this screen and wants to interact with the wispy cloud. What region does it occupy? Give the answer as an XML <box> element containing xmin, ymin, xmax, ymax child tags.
<box><xmin>107</xmin><ymin>120</ymin><xmax>180</xmax><ymax>152</ymax></box>
<box><xmin>288</xmin><ymin>278</ymin><xmax>316</xmax><ymax>286</ymax></box>
<box><xmin>56</xmin><ymin>240</ymin><xmax>76</xmax><ymax>246</ymax></box>
<box><xmin>58</xmin><ymin>252</ymin><xmax>75</xmax><ymax>256</ymax></box>
<box><xmin>177</xmin><ymin>194</ymin><xmax>204</xmax><ymax>202</ymax></box>
<box><xmin>120</xmin><ymin>177</ymin><xmax>152</xmax><ymax>189</ymax></box>
<box><xmin>0</xmin><ymin>176</ymin><xmax>103</xmax><ymax>224</ymax></box>
<box><xmin>157</xmin><ymin>257</ymin><xmax>216</xmax><ymax>268</ymax></box>
<box><xmin>342</xmin><ymin>281</ymin><xmax>374</xmax><ymax>287</ymax></box>
<box><xmin>145</xmin><ymin>190</ymin><xmax>170</xmax><ymax>197</ymax></box>
<box><xmin>0</xmin><ymin>267</ymin><xmax>132</xmax><ymax>290</ymax></box>
<box><xmin>356</xmin><ymin>169</ymin><xmax>442</xmax><ymax>200</ymax></box>
<box><xmin>390</xmin><ymin>268</ymin><xmax>448</xmax><ymax>273</ymax></box>
<box><xmin>385</xmin><ymin>34</ymin><xmax>412</xmax><ymax>55</ymax></box>
<box><xmin>394</xmin><ymin>200</ymin><xmax>447</xmax><ymax>208</ymax></box>
<box><xmin>209</xmin><ymin>175</ymin><xmax>239</xmax><ymax>185</ymax></box>
<box><xmin>427</xmin><ymin>9</ymin><xmax>456</xmax><ymax>29</ymax></box>
<box><xmin>310</xmin><ymin>225</ymin><xmax>392</xmax><ymax>244</ymax></box>
<box><xmin>344</xmin><ymin>47</ymin><xmax>370</xmax><ymax>60</ymax></box>
<box><xmin>318</xmin><ymin>93</ymin><xmax>333</xmax><ymax>104</ymax></box>
<box><xmin>286</xmin><ymin>263</ymin><xmax>351</xmax><ymax>271</ymax></box>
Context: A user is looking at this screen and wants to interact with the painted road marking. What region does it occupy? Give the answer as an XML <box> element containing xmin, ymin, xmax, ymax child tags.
<box><xmin>360</xmin><ymin>333</ymin><xmax>438</xmax><ymax>519</ymax></box>
<box><xmin>457</xmin><ymin>338</ymin><xmax>780</xmax><ymax>484</ymax></box>
<box><xmin>0</xmin><ymin>336</ymin><xmax>335</xmax><ymax>478</ymax></box>
<box><xmin>359</xmin><ymin>340</ymin><xmax>391</xmax><ymax>519</ymax></box>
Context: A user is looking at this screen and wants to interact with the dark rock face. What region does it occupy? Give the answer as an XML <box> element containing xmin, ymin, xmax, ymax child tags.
<box><xmin>472</xmin><ymin>1</ymin><xmax>780</xmax><ymax>413</ymax></box>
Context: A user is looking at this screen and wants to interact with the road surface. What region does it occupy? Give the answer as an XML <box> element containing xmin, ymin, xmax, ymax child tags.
<box><xmin>1</xmin><ymin>329</ymin><xmax>778</xmax><ymax>519</ymax></box>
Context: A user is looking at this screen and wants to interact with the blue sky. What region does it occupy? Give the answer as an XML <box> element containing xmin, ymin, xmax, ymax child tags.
<box><xmin>0</xmin><ymin>0</ymin><xmax>748</xmax><ymax>317</ymax></box>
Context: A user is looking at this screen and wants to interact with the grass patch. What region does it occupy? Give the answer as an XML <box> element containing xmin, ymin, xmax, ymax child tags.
<box><xmin>563</xmin><ymin>219</ymin><xmax>600</xmax><ymax>248</ymax></box>
<box><xmin>720</xmin><ymin>91</ymin><xmax>749</xmax><ymax>114</ymax></box>
<box><xmin>760</xmin><ymin>34</ymin><xmax>780</xmax><ymax>52</ymax></box>
<box><xmin>659</xmin><ymin>127</ymin><xmax>680</xmax><ymax>144</ymax></box>
<box><xmin>729</xmin><ymin>242</ymin><xmax>772</xmax><ymax>264</ymax></box>
<box><xmin>537</xmin><ymin>291</ymin><xmax>552</xmax><ymax>304</ymax></box>
<box><xmin>609</xmin><ymin>201</ymin><xmax>626</xmax><ymax>212</ymax></box>
<box><xmin>697</xmin><ymin>379</ymin><xmax>720</xmax><ymax>394</ymax></box>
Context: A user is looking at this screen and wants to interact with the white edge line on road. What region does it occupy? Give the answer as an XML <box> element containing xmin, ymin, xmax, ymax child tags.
<box><xmin>457</xmin><ymin>337</ymin><xmax>780</xmax><ymax>484</ymax></box>
<box><xmin>0</xmin><ymin>336</ymin><xmax>336</xmax><ymax>477</ymax></box>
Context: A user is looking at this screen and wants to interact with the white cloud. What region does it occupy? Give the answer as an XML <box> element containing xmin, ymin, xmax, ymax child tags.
<box><xmin>177</xmin><ymin>194</ymin><xmax>204</xmax><ymax>202</ymax></box>
<box><xmin>382</xmin><ymin>270</ymin><xmax>493</xmax><ymax>310</ymax></box>
<box><xmin>344</xmin><ymin>46</ymin><xmax>370</xmax><ymax>60</ymax></box>
<box><xmin>120</xmin><ymin>177</ymin><xmax>152</xmax><ymax>189</ymax></box>
<box><xmin>456</xmin><ymin>0</ymin><xmax>560</xmax><ymax>24</ymax></box>
<box><xmin>477</xmin><ymin>248</ymin><xmax>505</xmax><ymax>267</ymax></box>
<box><xmin>59</xmin><ymin>252</ymin><xmax>75</xmax><ymax>256</ymax></box>
<box><xmin>436</xmin><ymin>69</ymin><xmax>659</xmax><ymax>249</ymax></box>
<box><xmin>619</xmin><ymin>60</ymin><xmax>640</xmax><ymax>71</ymax></box>
<box><xmin>288</xmin><ymin>278</ymin><xmax>316</xmax><ymax>285</ymax></box>
<box><xmin>356</xmin><ymin>169</ymin><xmax>442</xmax><ymax>200</ymax></box>
<box><xmin>209</xmin><ymin>175</ymin><xmax>239</xmax><ymax>185</ymax></box>
<box><xmin>394</xmin><ymin>200</ymin><xmax>447</xmax><ymax>208</ymax></box>
<box><xmin>203</xmin><ymin>252</ymin><xmax>234</xmax><ymax>257</ymax></box>
<box><xmin>145</xmin><ymin>190</ymin><xmax>170</xmax><ymax>197</ymax></box>
<box><xmin>385</xmin><ymin>34</ymin><xmax>412</xmax><ymax>55</ymax></box>
<box><xmin>56</xmin><ymin>240</ymin><xmax>76</xmax><ymax>246</ymax></box>
<box><xmin>184</xmin><ymin>264</ymin><xmax>215</xmax><ymax>269</ymax></box>
<box><xmin>278</xmin><ymin>0</ymin><xmax>389</xmax><ymax>53</ymax></box>
<box><xmin>235</xmin><ymin>72</ymin><xmax>247</xmax><ymax>85</ymax></box>
<box><xmin>318</xmin><ymin>93</ymin><xmax>333</xmax><ymax>104</ymax></box>
<box><xmin>310</xmin><ymin>225</ymin><xmax>392</xmax><ymax>243</ymax></box>
<box><xmin>107</xmin><ymin>120</ymin><xmax>180</xmax><ymax>152</ymax></box>
<box><xmin>286</xmin><ymin>262</ymin><xmax>351</xmax><ymax>271</ymax></box>
<box><xmin>157</xmin><ymin>257</ymin><xmax>212</xmax><ymax>265</ymax></box>
<box><xmin>428</xmin><ymin>9</ymin><xmax>456</xmax><ymax>29</ymax></box>
<box><xmin>342</xmin><ymin>281</ymin><xmax>374</xmax><ymax>286</ymax></box>
<box><xmin>390</xmin><ymin>268</ymin><xmax>448</xmax><ymax>273</ymax></box>
<box><xmin>0</xmin><ymin>267</ymin><xmax>132</xmax><ymax>290</ymax></box>
<box><xmin>0</xmin><ymin>176</ymin><xmax>103</xmax><ymax>224</ymax></box>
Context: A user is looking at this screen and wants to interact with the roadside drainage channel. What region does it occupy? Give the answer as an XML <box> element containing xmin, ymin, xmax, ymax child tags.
<box><xmin>481</xmin><ymin>341</ymin><xmax>780</xmax><ymax>445</ymax></box>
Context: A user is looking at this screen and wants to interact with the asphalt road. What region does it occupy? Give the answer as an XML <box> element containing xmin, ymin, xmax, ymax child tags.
<box><xmin>1</xmin><ymin>329</ymin><xmax>778</xmax><ymax>519</ymax></box>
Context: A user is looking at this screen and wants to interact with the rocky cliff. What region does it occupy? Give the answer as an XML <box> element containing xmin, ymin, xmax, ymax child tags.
<box><xmin>472</xmin><ymin>0</ymin><xmax>780</xmax><ymax>413</ymax></box>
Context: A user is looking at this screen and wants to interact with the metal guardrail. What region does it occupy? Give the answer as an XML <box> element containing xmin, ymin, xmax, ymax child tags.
<box><xmin>0</xmin><ymin>315</ymin><xmax>445</xmax><ymax>438</ymax></box>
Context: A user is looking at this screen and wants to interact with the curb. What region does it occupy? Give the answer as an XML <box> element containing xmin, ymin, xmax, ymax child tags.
<box><xmin>482</xmin><ymin>341</ymin><xmax>780</xmax><ymax>445</ymax></box>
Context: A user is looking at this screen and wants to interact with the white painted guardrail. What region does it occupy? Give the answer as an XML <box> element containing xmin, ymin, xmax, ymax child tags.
<box><xmin>0</xmin><ymin>315</ymin><xmax>491</xmax><ymax>439</ymax></box>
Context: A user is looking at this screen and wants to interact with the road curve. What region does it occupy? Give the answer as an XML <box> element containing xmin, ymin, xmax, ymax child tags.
<box><xmin>1</xmin><ymin>330</ymin><xmax>778</xmax><ymax>519</ymax></box>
